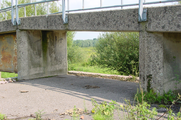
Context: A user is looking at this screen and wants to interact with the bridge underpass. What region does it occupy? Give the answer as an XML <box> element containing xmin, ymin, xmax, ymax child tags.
<box><xmin>0</xmin><ymin>5</ymin><xmax>181</xmax><ymax>94</ymax></box>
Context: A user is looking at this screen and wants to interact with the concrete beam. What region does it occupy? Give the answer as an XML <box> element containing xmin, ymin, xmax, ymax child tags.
<box><xmin>147</xmin><ymin>5</ymin><xmax>181</xmax><ymax>32</ymax></box>
<box><xmin>19</xmin><ymin>9</ymin><xmax>140</xmax><ymax>32</ymax></box>
<box><xmin>16</xmin><ymin>5</ymin><xmax>181</xmax><ymax>32</ymax></box>
<box><xmin>0</xmin><ymin>20</ymin><xmax>16</xmax><ymax>34</ymax></box>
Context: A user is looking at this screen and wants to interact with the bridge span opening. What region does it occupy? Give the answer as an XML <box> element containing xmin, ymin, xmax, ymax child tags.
<box><xmin>69</xmin><ymin>31</ymin><xmax>139</xmax><ymax>78</ymax></box>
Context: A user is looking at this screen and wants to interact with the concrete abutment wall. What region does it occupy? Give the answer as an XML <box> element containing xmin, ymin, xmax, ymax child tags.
<box><xmin>17</xmin><ymin>30</ymin><xmax>67</xmax><ymax>80</ymax></box>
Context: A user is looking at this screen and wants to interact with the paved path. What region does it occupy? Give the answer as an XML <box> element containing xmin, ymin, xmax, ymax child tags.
<box><xmin>0</xmin><ymin>75</ymin><xmax>139</xmax><ymax>120</ymax></box>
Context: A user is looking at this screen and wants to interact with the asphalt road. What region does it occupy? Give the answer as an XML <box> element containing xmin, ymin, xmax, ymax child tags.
<box><xmin>0</xmin><ymin>75</ymin><xmax>139</xmax><ymax>120</ymax></box>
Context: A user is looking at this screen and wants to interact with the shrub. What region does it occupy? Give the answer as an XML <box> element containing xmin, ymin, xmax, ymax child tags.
<box><xmin>91</xmin><ymin>32</ymin><xmax>139</xmax><ymax>76</ymax></box>
<box><xmin>67</xmin><ymin>46</ymin><xmax>86</xmax><ymax>64</ymax></box>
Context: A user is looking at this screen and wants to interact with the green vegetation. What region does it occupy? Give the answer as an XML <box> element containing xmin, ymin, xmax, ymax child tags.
<box><xmin>123</xmin><ymin>100</ymin><xmax>158</xmax><ymax>120</ymax></box>
<box><xmin>0</xmin><ymin>113</ymin><xmax>6</xmax><ymax>120</ymax></box>
<box><xmin>90</xmin><ymin>90</ymin><xmax>181</xmax><ymax>120</ymax></box>
<box><xmin>28</xmin><ymin>110</ymin><xmax>45</xmax><ymax>120</ymax></box>
<box><xmin>0</xmin><ymin>0</ymin><xmax>61</xmax><ymax>21</ymax></box>
<box><xmin>69</xmin><ymin>64</ymin><xmax>120</xmax><ymax>75</ymax></box>
<box><xmin>73</xmin><ymin>38</ymin><xmax>98</xmax><ymax>47</ymax></box>
<box><xmin>69</xmin><ymin>32</ymin><xmax>139</xmax><ymax>77</ymax></box>
<box><xmin>1</xmin><ymin>72</ymin><xmax>18</xmax><ymax>78</ymax></box>
<box><xmin>90</xmin><ymin>32</ymin><xmax>139</xmax><ymax>76</ymax></box>
<box><xmin>135</xmin><ymin>89</ymin><xmax>179</xmax><ymax>105</ymax></box>
<box><xmin>91</xmin><ymin>99</ymin><xmax>116</xmax><ymax>120</ymax></box>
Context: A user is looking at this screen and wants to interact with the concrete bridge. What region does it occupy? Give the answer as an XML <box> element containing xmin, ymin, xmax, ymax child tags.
<box><xmin>0</xmin><ymin>5</ymin><xmax>181</xmax><ymax>94</ymax></box>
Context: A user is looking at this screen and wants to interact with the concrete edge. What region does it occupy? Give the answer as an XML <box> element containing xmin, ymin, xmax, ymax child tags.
<box><xmin>68</xmin><ymin>71</ymin><xmax>139</xmax><ymax>82</ymax></box>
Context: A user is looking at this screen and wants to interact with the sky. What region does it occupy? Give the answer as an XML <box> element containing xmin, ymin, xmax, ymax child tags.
<box><xmin>67</xmin><ymin>0</ymin><xmax>177</xmax><ymax>40</ymax></box>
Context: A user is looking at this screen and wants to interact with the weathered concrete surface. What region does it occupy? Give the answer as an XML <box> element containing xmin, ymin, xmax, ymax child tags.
<box><xmin>139</xmin><ymin>24</ymin><xmax>181</xmax><ymax>94</ymax></box>
<box><xmin>19</xmin><ymin>9</ymin><xmax>139</xmax><ymax>32</ymax></box>
<box><xmin>162</xmin><ymin>33</ymin><xmax>181</xmax><ymax>93</ymax></box>
<box><xmin>0</xmin><ymin>33</ymin><xmax>17</xmax><ymax>73</ymax></box>
<box><xmin>147</xmin><ymin>5</ymin><xmax>181</xmax><ymax>32</ymax></box>
<box><xmin>17</xmin><ymin>30</ymin><xmax>67</xmax><ymax>80</ymax></box>
<box><xmin>139</xmin><ymin>30</ymin><xmax>164</xmax><ymax>94</ymax></box>
<box><xmin>0</xmin><ymin>20</ymin><xmax>16</xmax><ymax>34</ymax></box>
<box><xmin>0</xmin><ymin>5</ymin><xmax>176</xmax><ymax>32</ymax></box>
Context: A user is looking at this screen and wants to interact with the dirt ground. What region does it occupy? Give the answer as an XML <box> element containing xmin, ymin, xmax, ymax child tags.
<box><xmin>0</xmin><ymin>74</ymin><xmax>139</xmax><ymax>120</ymax></box>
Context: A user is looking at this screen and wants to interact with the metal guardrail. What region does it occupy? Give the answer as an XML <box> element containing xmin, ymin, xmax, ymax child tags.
<box><xmin>0</xmin><ymin>0</ymin><xmax>181</xmax><ymax>25</ymax></box>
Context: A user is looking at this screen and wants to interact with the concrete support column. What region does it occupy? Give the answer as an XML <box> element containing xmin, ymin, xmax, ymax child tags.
<box><xmin>17</xmin><ymin>30</ymin><xmax>67</xmax><ymax>80</ymax></box>
<box><xmin>140</xmin><ymin>29</ymin><xmax>181</xmax><ymax>94</ymax></box>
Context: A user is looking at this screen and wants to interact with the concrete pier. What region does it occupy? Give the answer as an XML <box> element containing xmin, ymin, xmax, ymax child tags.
<box><xmin>17</xmin><ymin>30</ymin><xmax>67</xmax><ymax>80</ymax></box>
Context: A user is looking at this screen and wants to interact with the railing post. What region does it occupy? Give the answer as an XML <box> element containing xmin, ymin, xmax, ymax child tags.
<box><xmin>67</xmin><ymin>0</ymin><xmax>69</xmax><ymax>13</ymax></box>
<box><xmin>121</xmin><ymin>0</ymin><xmax>123</xmax><ymax>9</ymax></box>
<box><xmin>47</xmin><ymin>2</ymin><xmax>49</xmax><ymax>15</ymax></box>
<box><xmin>35</xmin><ymin>4</ymin><xmax>37</xmax><ymax>15</ymax></box>
<box><xmin>11</xmin><ymin>0</ymin><xmax>16</xmax><ymax>25</ymax></box>
<box><xmin>62</xmin><ymin>0</ymin><xmax>68</xmax><ymax>24</ymax></box>
<box><xmin>82</xmin><ymin>0</ymin><xmax>84</xmax><ymax>9</ymax></box>
<box><xmin>138</xmin><ymin>0</ymin><xmax>147</xmax><ymax>22</ymax></box>
<box><xmin>5</xmin><ymin>12</ymin><xmax>7</xmax><ymax>20</ymax></box>
<box><xmin>16</xmin><ymin>0</ymin><xmax>20</xmax><ymax>25</ymax></box>
<box><xmin>100</xmin><ymin>0</ymin><xmax>102</xmax><ymax>7</ymax></box>
<box><xmin>0</xmin><ymin>0</ymin><xmax>1</xmax><ymax>21</ymax></box>
<box><xmin>0</xmin><ymin>0</ymin><xmax>1</xmax><ymax>9</ymax></box>
<box><xmin>24</xmin><ymin>7</ymin><xmax>26</xmax><ymax>17</ymax></box>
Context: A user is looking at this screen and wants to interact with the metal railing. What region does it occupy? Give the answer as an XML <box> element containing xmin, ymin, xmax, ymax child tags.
<box><xmin>0</xmin><ymin>0</ymin><xmax>181</xmax><ymax>25</ymax></box>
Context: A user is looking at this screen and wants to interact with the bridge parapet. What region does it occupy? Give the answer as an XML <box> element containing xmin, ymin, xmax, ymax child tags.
<box><xmin>0</xmin><ymin>5</ymin><xmax>181</xmax><ymax>32</ymax></box>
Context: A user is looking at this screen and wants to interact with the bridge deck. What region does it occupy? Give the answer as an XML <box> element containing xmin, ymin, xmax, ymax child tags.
<box><xmin>0</xmin><ymin>5</ymin><xmax>181</xmax><ymax>33</ymax></box>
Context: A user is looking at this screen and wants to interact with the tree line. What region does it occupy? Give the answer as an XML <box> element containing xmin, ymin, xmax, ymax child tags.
<box><xmin>73</xmin><ymin>38</ymin><xmax>98</xmax><ymax>47</ymax></box>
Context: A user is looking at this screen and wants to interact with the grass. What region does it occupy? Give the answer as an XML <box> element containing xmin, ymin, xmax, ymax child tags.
<box><xmin>68</xmin><ymin>64</ymin><xmax>120</xmax><ymax>75</ymax></box>
<box><xmin>1</xmin><ymin>72</ymin><xmax>18</xmax><ymax>78</ymax></box>
<box><xmin>68</xmin><ymin>47</ymin><xmax>120</xmax><ymax>75</ymax></box>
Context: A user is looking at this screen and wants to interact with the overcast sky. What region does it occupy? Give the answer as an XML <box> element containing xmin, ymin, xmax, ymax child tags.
<box><xmin>67</xmin><ymin>0</ymin><xmax>176</xmax><ymax>40</ymax></box>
